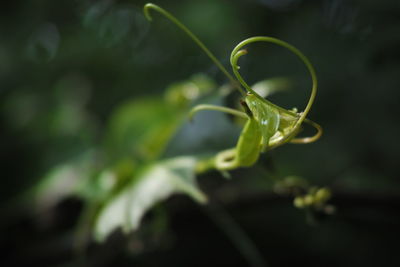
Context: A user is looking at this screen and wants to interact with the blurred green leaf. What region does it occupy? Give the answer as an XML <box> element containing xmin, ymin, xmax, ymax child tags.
<box><xmin>251</xmin><ymin>77</ymin><xmax>293</xmax><ymax>98</ymax></box>
<box><xmin>94</xmin><ymin>156</ymin><xmax>207</xmax><ymax>242</ymax></box>
<box><xmin>105</xmin><ymin>97</ymin><xmax>183</xmax><ymax>161</ymax></box>
<box><xmin>165</xmin><ymin>74</ymin><xmax>216</xmax><ymax>107</ymax></box>
<box><xmin>34</xmin><ymin>150</ymin><xmax>97</xmax><ymax>210</ymax></box>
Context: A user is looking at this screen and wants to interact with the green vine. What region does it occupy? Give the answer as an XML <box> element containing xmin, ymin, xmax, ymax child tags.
<box><xmin>144</xmin><ymin>3</ymin><xmax>322</xmax><ymax>171</ymax></box>
<box><xmin>230</xmin><ymin>37</ymin><xmax>317</xmax><ymax>113</ymax></box>
<box><xmin>143</xmin><ymin>3</ymin><xmax>245</xmax><ymax>95</ymax></box>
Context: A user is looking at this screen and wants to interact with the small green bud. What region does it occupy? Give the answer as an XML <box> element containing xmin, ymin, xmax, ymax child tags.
<box><xmin>303</xmin><ymin>195</ymin><xmax>314</xmax><ymax>206</ymax></box>
<box><xmin>314</xmin><ymin>187</ymin><xmax>331</xmax><ymax>204</ymax></box>
<box><xmin>294</xmin><ymin>196</ymin><xmax>306</xmax><ymax>208</ymax></box>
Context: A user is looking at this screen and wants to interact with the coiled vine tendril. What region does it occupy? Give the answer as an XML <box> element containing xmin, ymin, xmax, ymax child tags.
<box><xmin>144</xmin><ymin>3</ymin><xmax>322</xmax><ymax>171</ymax></box>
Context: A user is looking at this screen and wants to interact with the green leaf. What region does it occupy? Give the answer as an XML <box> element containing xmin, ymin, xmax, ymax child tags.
<box><xmin>269</xmin><ymin>109</ymin><xmax>300</xmax><ymax>145</ymax></box>
<box><xmin>236</xmin><ymin>118</ymin><xmax>262</xmax><ymax>166</ymax></box>
<box><xmin>34</xmin><ymin>150</ymin><xmax>96</xmax><ymax>210</ymax></box>
<box><xmin>105</xmin><ymin>97</ymin><xmax>182</xmax><ymax>161</ymax></box>
<box><xmin>245</xmin><ymin>94</ymin><xmax>280</xmax><ymax>150</ymax></box>
<box><xmin>94</xmin><ymin>156</ymin><xmax>207</xmax><ymax>242</ymax></box>
<box><xmin>245</xmin><ymin>94</ymin><xmax>303</xmax><ymax>148</ymax></box>
<box><xmin>215</xmin><ymin>117</ymin><xmax>262</xmax><ymax>171</ymax></box>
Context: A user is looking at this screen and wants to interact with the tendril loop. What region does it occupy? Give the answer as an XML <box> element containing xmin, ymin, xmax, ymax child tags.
<box><xmin>230</xmin><ymin>36</ymin><xmax>319</xmax><ymax>143</ymax></box>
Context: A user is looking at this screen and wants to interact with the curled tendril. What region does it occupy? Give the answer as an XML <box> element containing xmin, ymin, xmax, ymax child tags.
<box><xmin>231</xmin><ymin>36</ymin><xmax>317</xmax><ymax>124</ymax></box>
<box><xmin>290</xmin><ymin>118</ymin><xmax>323</xmax><ymax>144</ymax></box>
<box><xmin>230</xmin><ymin>37</ymin><xmax>320</xmax><ymax>144</ymax></box>
<box><xmin>143</xmin><ymin>3</ymin><xmax>245</xmax><ymax>95</ymax></box>
<box><xmin>144</xmin><ymin>3</ymin><xmax>322</xmax><ymax>170</ymax></box>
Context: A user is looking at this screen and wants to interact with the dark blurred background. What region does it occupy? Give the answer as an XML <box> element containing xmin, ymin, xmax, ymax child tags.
<box><xmin>1</xmin><ymin>0</ymin><xmax>400</xmax><ymax>266</ymax></box>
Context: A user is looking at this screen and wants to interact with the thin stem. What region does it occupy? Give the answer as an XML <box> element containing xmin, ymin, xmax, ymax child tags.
<box><xmin>189</xmin><ymin>104</ymin><xmax>248</xmax><ymax>120</ymax></box>
<box><xmin>231</xmin><ymin>49</ymin><xmax>256</xmax><ymax>95</ymax></box>
<box><xmin>230</xmin><ymin>36</ymin><xmax>318</xmax><ymax>127</ymax></box>
<box><xmin>144</xmin><ymin>3</ymin><xmax>246</xmax><ymax>95</ymax></box>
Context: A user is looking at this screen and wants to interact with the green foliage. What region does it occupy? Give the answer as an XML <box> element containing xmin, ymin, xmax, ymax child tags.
<box><xmin>2</xmin><ymin>1</ymin><xmax>400</xmax><ymax>266</ymax></box>
<box><xmin>215</xmin><ymin>117</ymin><xmax>262</xmax><ymax>171</ymax></box>
<box><xmin>20</xmin><ymin>72</ymin><xmax>217</xmax><ymax>243</ymax></box>
<box><xmin>7</xmin><ymin>2</ymin><xmax>327</xmax><ymax>245</ymax></box>
<box><xmin>34</xmin><ymin>151</ymin><xmax>97</xmax><ymax>210</ymax></box>
<box><xmin>105</xmin><ymin>97</ymin><xmax>181</xmax><ymax>161</ymax></box>
<box><xmin>245</xmin><ymin>94</ymin><xmax>280</xmax><ymax>150</ymax></box>
<box><xmin>95</xmin><ymin>156</ymin><xmax>206</xmax><ymax>242</ymax></box>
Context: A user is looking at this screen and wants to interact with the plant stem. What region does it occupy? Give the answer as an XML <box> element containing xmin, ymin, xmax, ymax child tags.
<box><xmin>144</xmin><ymin>3</ymin><xmax>246</xmax><ymax>95</ymax></box>
<box><xmin>189</xmin><ymin>104</ymin><xmax>248</xmax><ymax>121</ymax></box>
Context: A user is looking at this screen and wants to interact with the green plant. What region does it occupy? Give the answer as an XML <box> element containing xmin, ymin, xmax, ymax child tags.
<box><xmin>29</xmin><ymin>2</ymin><xmax>329</xmax><ymax>246</ymax></box>
<box><xmin>144</xmin><ymin>3</ymin><xmax>322</xmax><ymax>171</ymax></box>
